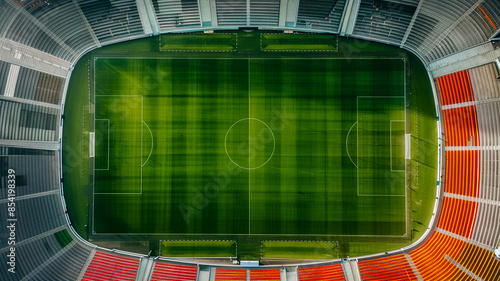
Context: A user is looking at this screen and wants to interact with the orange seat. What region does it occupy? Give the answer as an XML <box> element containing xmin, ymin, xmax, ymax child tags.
<box><xmin>298</xmin><ymin>264</ymin><xmax>345</xmax><ymax>281</ymax></box>
<box><xmin>445</xmin><ymin>151</ymin><xmax>480</xmax><ymax>197</ymax></box>
<box><xmin>437</xmin><ymin>197</ymin><xmax>477</xmax><ymax>238</ymax></box>
<box><xmin>215</xmin><ymin>268</ymin><xmax>247</xmax><ymax>281</ymax></box>
<box><xmin>410</xmin><ymin>232</ymin><xmax>468</xmax><ymax>280</ymax></box>
<box><xmin>358</xmin><ymin>254</ymin><xmax>417</xmax><ymax>281</ymax></box>
<box><xmin>442</xmin><ymin>106</ymin><xmax>479</xmax><ymax>147</ymax></box>
<box><xmin>151</xmin><ymin>262</ymin><xmax>198</xmax><ymax>281</ymax></box>
<box><xmin>437</xmin><ymin>71</ymin><xmax>474</xmax><ymax>106</ymax></box>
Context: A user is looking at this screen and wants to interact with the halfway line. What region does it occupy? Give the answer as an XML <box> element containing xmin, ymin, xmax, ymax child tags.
<box><xmin>248</xmin><ymin>59</ymin><xmax>251</xmax><ymax>235</ymax></box>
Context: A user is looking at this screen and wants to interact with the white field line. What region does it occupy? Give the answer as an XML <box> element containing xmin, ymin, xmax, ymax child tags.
<box><xmin>91</xmin><ymin>57</ymin><xmax>410</xmax><ymax>237</ymax></box>
<box><xmin>142</xmin><ymin>120</ymin><xmax>154</xmax><ymax>167</ymax></box>
<box><xmin>346</xmin><ymin>121</ymin><xmax>358</xmax><ymax>168</ymax></box>
<box><xmin>93</xmin><ymin>93</ymin><xmax>144</xmax><ymax>234</ymax></box>
<box><xmin>94</xmin><ymin>96</ymin><xmax>143</xmax><ymax>195</ymax></box>
<box><xmin>248</xmin><ymin>59</ymin><xmax>251</xmax><ymax>235</ymax></box>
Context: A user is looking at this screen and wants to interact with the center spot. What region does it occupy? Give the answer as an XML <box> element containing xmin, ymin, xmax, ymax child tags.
<box><xmin>225</xmin><ymin>118</ymin><xmax>275</xmax><ymax>170</ymax></box>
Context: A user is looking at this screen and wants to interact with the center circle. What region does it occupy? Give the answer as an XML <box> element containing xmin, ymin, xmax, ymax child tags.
<box><xmin>224</xmin><ymin>118</ymin><xmax>275</xmax><ymax>170</ymax></box>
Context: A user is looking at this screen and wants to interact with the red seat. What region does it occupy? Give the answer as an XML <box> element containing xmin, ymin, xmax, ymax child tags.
<box><xmin>437</xmin><ymin>197</ymin><xmax>477</xmax><ymax>238</ymax></box>
<box><xmin>410</xmin><ymin>232</ymin><xmax>467</xmax><ymax>280</ymax></box>
<box><xmin>298</xmin><ymin>264</ymin><xmax>345</xmax><ymax>281</ymax></box>
<box><xmin>249</xmin><ymin>268</ymin><xmax>281</xmax><ymax>280</ymax></box>
<box><xmin>358</xmin><ymin>254</ymin><xmax>417</xmax><ymax>281</ymax></box>
<box><xmin>437</xmin><ymin>71</ymin><xmax>474</xmax><ymax>106</ymax></box>
<box><xmin>445</xmin><ymin>150</ymin><xmax>480</xmax><ymax>197</ymax></box>
<box><xmin>151</xmin><ymin>262</ymin><xmax>198</xmax><ymax>281</ymax></box>
<box><xmin>215</xmin><ymin>268</ymin><xmax>247</xmax><ymax>280</ymax></box>
<box><xmin>442</xmin><ymin>106</ymin><xmax>480</xmax><ymax>147</ymax></box>
<box><xmin>82</xmin><ymin>251</ymin><xmax>140</xmax><ymax>281</ymax></box>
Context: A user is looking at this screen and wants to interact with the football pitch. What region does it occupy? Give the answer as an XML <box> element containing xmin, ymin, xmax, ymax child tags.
<box><xmin>91</xmin><ymin>57</ymin><xmax>408</xmax><ymax>237</ymax></box>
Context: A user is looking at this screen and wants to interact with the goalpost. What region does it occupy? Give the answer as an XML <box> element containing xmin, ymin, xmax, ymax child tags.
<box><xmin>89</xmin><ymin>132</ymin><xmax>95</xmax><ymax>158</ymax></box>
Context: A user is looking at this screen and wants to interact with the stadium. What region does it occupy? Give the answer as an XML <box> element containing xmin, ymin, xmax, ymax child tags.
<box><xmin>0</xmin><ymin>0</ymin><xmax>499</xmax><ymax>280</ymax></box>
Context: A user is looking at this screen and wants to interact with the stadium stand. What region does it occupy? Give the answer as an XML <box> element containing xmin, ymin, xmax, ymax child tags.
<box><xmin>81</xmin><ymin>251</ymin><xmax>140</xmax><ymax>281</ymax></box>
<box><xmin>403</xmin><ymin>0</ymin><xmax>483</xmax><ymax>63</ymax></box>
<box><xmin>437</xmin><ymin>70</ymin><xmax>475</xmax><ymax>106</ymax></box>
<box><xmin>472</xmin><ymin>200</ymin><xmax>500</xmax><ymax>249</ymax></box>
<box><xmin>12</xmin><ymin>66</ymin><xmax>41</xmax><ymax>102</ymax></box>
<box><xmin>437</xmin><ymin>196</ymin><xmax>477</xmax><ymax>238</ymax></box>
<box><xmin>480</xmin><ymin>0</ymin><xmax>500</xmax><ymax>30</ymax></box>
<box><xmin>297</xmin><ymin>263</ymin><xmax>345</xmax><ymax>280</ymax></box>
<box><xmin>477</xmin><ymin>5</ymin><xmax>498</xmax><ymax>33</ymax></box>
<box><xmin>77</xmin><ymin>0</ymin><xmax>144</xmax><ymax>43</ymax></box>
<box><xmin>472</xmin><ymin>202</ymin><xmax>500</xmax><ymax>250</ymax></box>
<box><xmin>249</xmin><ymin>268</ymin><xmax>281</xmax><ymax>280</ymax></box>
<box><xmin>0</xmin><ymin>194</ymin><xmax>66</xmax><ymax>244</ymax></box>
<box><xmin>0</xmin><ymin>148</ymin><xmax>65</xmax><ymax>245</ymax></box>
<box><xmin>12</xmin><ymin>66</ymin><xmax>64</xmax><ymax>105</ymax></box>
<box><xmin>296</xmin><ymin>0</ymin><xmax>347</xmax><ymax>32</ymax></box>
<box><xmin>454</xmin><ymin>242</ymin><xmax>500</xmax><ymax>281</ymax></box>
<box><xmin>215</xmin><ymin>268</ymin><xmax>247</xmax><ymax>280</ymax></box>
<box><xmin>150</xmin><ymin>261</ymin><xmax>198</xmax><ymax>281</ymax></box>
<box><xmin>353</xmin><ymin>0</ymin><xmax>419</xmax><ymax>44</ymax></box>
<box><xmin>0</xmin><ymin>1</ymin><xmax>15</xmax><ymax>33</ymax></box>
<box><xmin>455</xmin><ymin>9</ymin><xmax>494</xmax><ymax>44</ymax></box>
<box><xmin>0</xmin><ymin>38</ymin><xmax>72</xmax><ymax>78</ymax></box>
<box><xmin>444</xmin><ymin>150</ymin><xmax>480</xmax><ymax>197</ymax></box>
<box><xmin>34</xmin><ymin>72</ymin><xmax>64</xmax><ymax>105</ymax></box>
<box><xmin>152</xmin><ymin>0</ymin><xmax>202</xmax><ymax>30</ymax></box>
<box><xmin>469</xmin><ymin>63</ymin><xmax>500</xmax><ymax>100</ymax></box>
<box><xmin>216</xmin><ymin>0</ymin><xmax>247</xmax><ymax>26</ymax></box>
<box><xmin>410</xmin><ymin>231</ymin><xmax>468</xmax><ymax>280</ymax></box>
<box><xmin>358</xmin><ymin>254</ymin><xmax>417</xmax><ymax>281</ymax></box>
<box><xmin>425</xmin><ymin>18</ymin><xmax>490</xmax><ymax>63</ymax></box>
<box><xmin>0</xmin><ymin>149</ymin><xmax>59</xmax><ymax>198</ymax></box>
<box><xmin>476</xmin><ymin>102</ymin><xmax>500</xmax><ymax>146</ymax></box>
<box><xmin>471</xmin><ymin>107</ymin><xmax>500</xmax><ymax>249</ymax></box>
<box><xmin>0</xmin><ymin>100</ymin><xmax>59</xmax><ymax>141</ymax></box>
<box><xmin>250</xmin><ymin>0</ymin><xmax>280</xmax><ymax>27</ymax></box>
<box><xmin>0</xmin><ymin>234</ymin><xmax>85</xmax><ymax>280</ymax></box>
<box><xmin>0</xmin><ymin>1</ymin><xmax>76</xmax><ymax>62</ymax></box>
<box><xmin>0</xmin><ymin>0</ymin><xmax>500</xmax><ymax>280</ymax></box>
<box><xmin>0</xmin><ymin>147</ymin><xmax>86</xmax><ymax>281</ymax></box>
<box><xmin>0</xmin><ymin>60</ymin><xmax>10</xmax><ymax>95</ymax></box>
<box><xmin>441</xmin><ymin>106</ymin><xmax>479</xmax><ymax>147</ymax></box>
<box><xmin>28</xmin><ymin>242</ymin><xmax>92</xmax><ymax>281</ymax></box>
<box><xmin>411</xmin><ymin>231</ymin><xmax>500</xmax><ymax>280</ymax></box>
<box><xmin>20</xmin><ymin>0</ymin><xmax>98</xmax><ymax>62</ymax></box>
<box><xmin>432</xmin><ymin>67</ymin><xmax>500</xmax><ymax>280</ymax></box>
<box><xmin>477</xmin><ymin>149</ymin><xmax>500</xmax><ymax>203</ymax></box>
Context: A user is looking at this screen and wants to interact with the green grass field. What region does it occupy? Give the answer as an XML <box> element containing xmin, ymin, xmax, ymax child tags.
<box><xmin>92</xmin><ymin>57</ymin><xmax>407</xmax><ymax>236</ymax></box>
<box><xmin>261</xmin><ymin>33</ymin><xmax>338</xmax><ymax>51</ymax></box>
<box><xmin>160</xmin><ymin>240</ymin><xmax>236</xmax><ymax>257</ymax></box>
<box><xmin>262</xmin><ymin>241</ymin><xmax>338</xmax><ymax>259</ymax></box>
<box><xmin>160</xmin><ymin>33</ymin><xmax>237</xmax><ymax>51</ymax></box>
<box><xmin>63</xmin><ymin>32</ymin><xmax>438</xmax><ymax>258</ymax></box>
